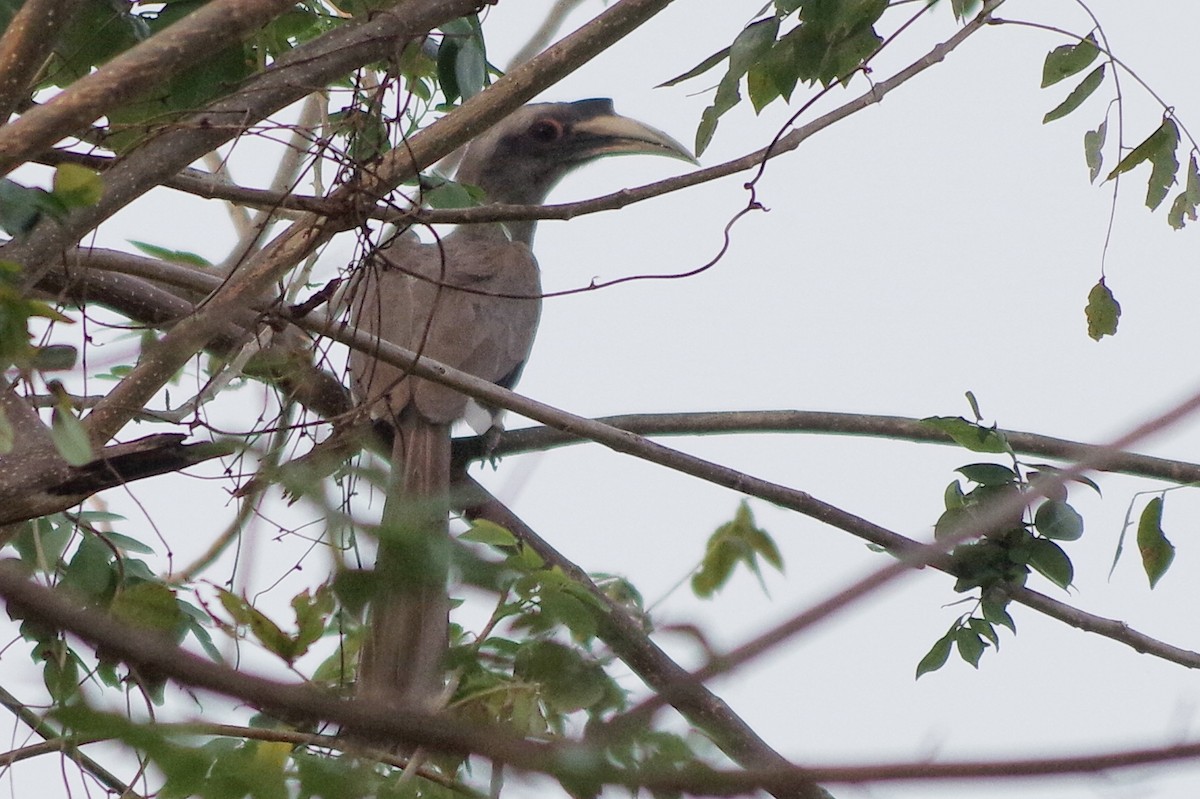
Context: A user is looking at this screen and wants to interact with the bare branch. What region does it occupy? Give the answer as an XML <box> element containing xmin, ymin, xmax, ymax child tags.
<box><xmin>0</xmin><ymin>684</ymin><xmax>140</xmax><ymax>797</ymax></box>
<box><xmin>469</xmin><ymin>410</ymin><xmax>1200</xmax><ymax>486</ymax></box>
<box><xmin>508</xmin><ymin>0</ymin><xmax>590</xmax><ymax>68</ymax></box>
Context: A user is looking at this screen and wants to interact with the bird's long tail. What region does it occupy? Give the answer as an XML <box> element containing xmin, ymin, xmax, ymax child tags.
<box><xmin>358</xmin><ymin>413</ymin><xmax>452</xmax><ymax>712</ymax></box>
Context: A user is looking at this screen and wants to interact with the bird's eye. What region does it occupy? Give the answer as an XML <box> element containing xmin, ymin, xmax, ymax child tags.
<box><xmin>528</xmin><ymin>118</ymin><xmax>564</xmax><ymax>142</ymax></box>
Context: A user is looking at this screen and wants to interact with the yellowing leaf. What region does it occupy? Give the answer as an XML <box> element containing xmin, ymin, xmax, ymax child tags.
<box><xmin>52</xmin><ymin>164</ymin><xmax>103</xmax><ymax>208</ymax></box>
<box><xmin>1136</xmin><ymin>497</ymin><xmax>1175</xmax><ymax>588</ymax></box>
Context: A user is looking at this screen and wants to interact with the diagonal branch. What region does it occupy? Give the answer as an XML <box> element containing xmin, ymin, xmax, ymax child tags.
<box><xmin>57</xmin><ymin>247</ymin><xmax>1200</xmax><ymax>671</ymax></box>
<box><xmin>0</xmin><ymin>684</ymin><xmax>141</xmax><ymax>798</ymax></box>
<box><xmin>0</xmin><ymin>0</ymin><xmax>82</xmax><ymax>124</ymax></box>
<box><xmin>313</xmin><ymin>319</ymin><xmax>1200</xmax><ymax>672</ymax></box>
<box><xmin>460</xmin><ymin>478</ymin><xmax>829</xmax><ymax>799</ymax></box>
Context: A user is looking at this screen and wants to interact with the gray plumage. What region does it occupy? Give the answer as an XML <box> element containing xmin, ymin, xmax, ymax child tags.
<box><xmin>348</xmin><ymin>99</ymin><xmax>694</xmax><ymax>715</ymax></box>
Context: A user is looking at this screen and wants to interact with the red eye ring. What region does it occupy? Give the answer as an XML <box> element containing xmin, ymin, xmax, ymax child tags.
<box><xmin>528</xmin><ymin>118</ymin><xmax>564</xmax><ymax>142</ymax></box>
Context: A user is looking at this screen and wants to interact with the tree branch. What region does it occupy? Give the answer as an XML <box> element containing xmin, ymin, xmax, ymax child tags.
<box><xmin>0</xmin><ymin>560</ymin><xmax>1198</xmax><ymax>793</ymax></box>
<box><xmin>0</xmin><ymin>0</ymin><xmax>81</xmax><ymax>124</ymax></box>
<box><xmin>59</xmin><ymin>248</ymin><xmax>1200</xmax><ymax>673</ymax></box>
<box><xmin>0</xmin><ymin>683</ymin><xmax>141</xmax><ymax>798</ymax></box>
<box><xmin>460</xmin><ymin>478</ymin><xmax>829</xmax><ymax>799</ymax></box>
<box><xmin>465</xmin><ymin>410</ymin><xmax>1200</xmax><ymax>486</ymax></box>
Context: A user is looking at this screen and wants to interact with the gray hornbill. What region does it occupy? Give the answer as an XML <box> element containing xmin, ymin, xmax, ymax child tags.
<box><xmin>348</xmin><ymin>99</ymin><xmax>694</xmax><ymax>712</ymax></box>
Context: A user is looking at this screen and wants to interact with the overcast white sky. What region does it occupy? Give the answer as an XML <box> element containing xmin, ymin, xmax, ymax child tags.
<box><xmin>8</xmin><ymin>2</ymin><xmax>1200</xmax><ymax>798</ymax></box>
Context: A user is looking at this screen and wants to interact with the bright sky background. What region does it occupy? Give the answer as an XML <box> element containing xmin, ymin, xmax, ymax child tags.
<box><xmin>7</xmin><ymin>2</ymin><xmax>1200</xmax><ymax>798</ymax></box>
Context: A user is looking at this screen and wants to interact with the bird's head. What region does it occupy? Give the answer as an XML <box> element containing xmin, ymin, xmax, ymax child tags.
<box><xmin>454</xmin><ymin>98</ymin><xmax>695</xmax><ymax>211</ymax></box>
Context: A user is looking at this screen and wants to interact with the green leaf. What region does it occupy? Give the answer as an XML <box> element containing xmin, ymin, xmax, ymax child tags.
<box><xmin>50</xmin><ymin>403</ymin><xmax>93</xmax><ymax>467</ymax></box>
<box><xmin>51</xmin><ymin>163</ymin><xmax>103</xmax><ymax>208</ymax></box>
<box><xmin>921</xmin><ymin>416</ymin><xmax>1009</xmax><ymax>453</ymax></box>
<box><xmin>915</xmin><ymin>630</ymin><xmax>953</xmax><ymax>678</ymax></box>
<box><xmin>291</xmin><ymin>584</ymin><xmax>334</xmax><ymax>656</ymax></box>
<box><xmin>111</xmin><ymin>581</ymin><xmax>184</xmax><ymax>637</ymax></box>
<box><xmin>964</xmin><ymin>390</ymin><xmax>983</xmax><ymax>421</ymax></box>
<box><xmin>950</xmin><ymin>0</ymin><xmax>982</xmax><ymax>20</ymax></box>
<box><xmin>1168</xmin><ymin>153</ymin><xmax>1200</xmax><ymax>229</ymax></box>
<box><xmin>514</xmin><ymin>640</ymin><xmax>609</xmax><ymax>713</ymax></box>
<box><xmin>934</xmin><ymin>506</ymin><xmax>972</xmax><ymax>541</ymax></box>
<box><xmin>1085</xmin><ymin>278</ymin><xmax>1120</xmax><ymax>341</ymax></box>
<box><xmin>1136</xmin><ymin>496</ymin><xmax>1175</xmax><ymax>588</ymax></box>
<box><xmin>967</xmin><ymin>617</ymin><xmax>999</xmax><ymax>647</ymax></box>
<box><xmin>130</xmin><ymin>240</ymin><xmax>212</xmax><ymax>267</ymax></box>
<box><xmin>746</xmin><ymin>63</ymin><xmax>780</xmax><ymax>113</ymax></box>
<box><xmin>1034</xmin><ymin>500</ymin><xmax>1084</xmax><ymax>541</ymax></box>
<box><xmin>1106</xmin><ymin>118</ymin><xmax>1180</xmax><ymax>210</ymax></box>
<box><xmin>424</xmin><ymin>178</ymin><xmax>482</xmax><ymax>209</ymax></box>
<box><xmin>691</xmin><ymin>500</ymin><xmax>783</xmax><ymax>597</ymax></box>
<box><xmin>29</xmin><ymin>344</ymin><xmax>77</xmax><ymax>372</ymax></box>
<box><xmin>1043</xmin><ymin>64</ymin><xmax>1104</xmax><ymax>124</ymax></box>
<box><xmin>1027</xmin><ymin>463</ymin><xmax>1102</xmax><ymax>497</ymax></box>
<box><xmin>956</xmin><ymin>463</ymin><xmax>1016</xmax><ymax>486</ymax></box>
<box><xmin>980</xmin><ymin>592</ymin><xmax>1016</xmax><ymax>633</ymax></box>
<box><xmin>0</xmin><ymin>405</ymin><xmax>12</xmax><ymax>455</ymax></box>
<box><xmin>1041</xmin><ymin>33</ymin><xmax>1099</xmax><ymax>88</ymax></box>
<box><xmin>437</xmin><ymin>16</ymin><xmax>487</xmax><ymax>104</ymax></box>
<box><xmin>656</xmin><ymin>45</ymin><xmax>731</xmax><ymax>89</ymax></box>
<box><xmin>694</xmin><ymin>17</ymin><xmax>780</xmax><ymax>155</ymax></box>
<box><xmin>943</xmin><ymin>479</ymin><xmax>965</xmax><ymax>511</ymax></box>
<box><xmin>460</xmin><ymin>519</ymin><xmax>517</xmax><ymax>547</ymax></box>
<box><xmin>954</xmin><ymin>626</ymin><xmax>986</xmax><ymax>667</ymax></box>
<box><xmin>60</xmin><ymin>535</ymin><xmax>116</xmax><ymax>602</ymax></box>
<box><xmin>217</xmin><ymin>588</ymin><xmax>297</xmax><ymax>663</ymax></box>
<box><xmin>96</xmin><ymin>529</ymin><xmax>153</xmax><ymax>554</ymax></box>
<box><xmin>1084</xmin><ymin>119</ymin><xmax>1106</xmax><ymax>183</ymax></box>
<box><xmin>1027</xmin><ymin>538</ymin><xmax>1073</xmax><ymax>589</ymax></box>
<box><xmin>0</xmin><ymin>179</ymin><xmax>67</xmax><ymax>236</ymax></box>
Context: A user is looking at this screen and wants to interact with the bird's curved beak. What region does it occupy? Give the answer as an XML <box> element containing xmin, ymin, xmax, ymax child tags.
<box><xmin>572</xmin><ymin>113</ymin><xmax>699</xmax><ymax>165</ymax></box>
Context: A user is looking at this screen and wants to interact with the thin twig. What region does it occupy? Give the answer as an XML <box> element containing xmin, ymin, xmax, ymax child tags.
<box><xmin>0</xmin><ymin>684</ymin><xmax>141</xmax><ymax>798</ymax></box>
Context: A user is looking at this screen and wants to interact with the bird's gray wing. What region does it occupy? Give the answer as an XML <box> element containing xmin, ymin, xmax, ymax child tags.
<box><xmin>349</xmin><ymin>228</ymin><xmax>542</xmax><ymax>426</ymax></box>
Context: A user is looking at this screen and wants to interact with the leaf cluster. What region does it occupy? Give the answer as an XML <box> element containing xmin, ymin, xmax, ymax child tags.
<box><xmin>8</xmin><ymin>511</ymin><xmax>217</xmax><ymax>703</ymax></box>
<box><xmin>917</xmin><ymin>411</ymin><xmax>1099</xmax><ymax>675</ymax></box>
<box><xmin>661</xmin><ymin>0</ymin><xmax>894</xmax><ymax>155</ymax></box>
<box><xmin>1040</xmin><ymin>32</ymin><xmax>1200</xmax><ymax>232</ymax></box>
<box><xmin>691</xmin><ymin>499</ymin><xmax>783</xmax><ymax>598</ymax></box>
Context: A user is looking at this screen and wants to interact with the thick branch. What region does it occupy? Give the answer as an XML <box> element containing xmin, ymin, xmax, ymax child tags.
<box><xmin>0</xmin><ymin>0</ymin><xmax>81</xmax><ymax>124</ymax></box>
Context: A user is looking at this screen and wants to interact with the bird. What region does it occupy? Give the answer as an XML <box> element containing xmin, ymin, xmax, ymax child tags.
<box><xmin>347</xmin><ymin>98</ymin><xmax>694</xmax><ymax>715</ymax></box>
